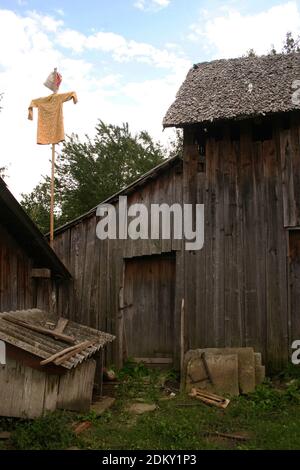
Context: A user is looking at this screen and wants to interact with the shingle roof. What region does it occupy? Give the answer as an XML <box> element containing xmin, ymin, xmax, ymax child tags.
<box><xmin>0</xmin><ymin>309</ymin><xmax>115</xmax><ymax>369</ymax></box>
<box><xmin>163</xmin><ymin>53</ymin><xmax>300</xmax><ymax>127</ymax></box>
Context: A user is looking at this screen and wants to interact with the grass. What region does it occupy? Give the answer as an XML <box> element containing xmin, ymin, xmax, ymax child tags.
<box><xmin>1</xmin><ymin>364</ymin><xmax>300</xmax><ymax>450</ymax></box>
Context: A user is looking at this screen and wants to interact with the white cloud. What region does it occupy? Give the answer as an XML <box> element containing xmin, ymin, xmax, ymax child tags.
<box><xmin>133</xmin><ymin>0</ymin><xmax>170</xmax><ymax>12</ymax></box>
<box><xmin>56</xmin><ymin>28</ymin><xmax>87</xmax><ymax>53</ymax></box>
<box><xmin>189</xmin><ymin>1</ymin><xmax>300</xmax><ymax>58</ymax></box>
<box><xmin>56</xmin><ymin>28</ymin><xmax>189</xmax><ymax>72</ymax></box>
<box><xmin>0</xmin><ymin>8</ymin><xmax>188</xmax><ymax>199</ymax></box>
<box><xmin>28</xmin><ymin>10</ymin><xmax>64</xmax><ymax>32</ymax></box>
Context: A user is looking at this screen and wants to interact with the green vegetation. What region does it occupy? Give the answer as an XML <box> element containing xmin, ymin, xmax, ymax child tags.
<box><xmin>0</xmin><ymin>365</ymin><xmax>300</xmax><ymax>450</ymax></box>
<box><xmin>248</xmin><ymin>31</ymin><xmax>300</xmax><ymax>56</ymax></box>
<box><xmin>11</xmin><ymin>412</ymin><xmax>76</xmax><ymax>450</ymax></box>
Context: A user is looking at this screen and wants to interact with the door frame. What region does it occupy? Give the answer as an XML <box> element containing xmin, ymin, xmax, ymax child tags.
<box><xmin>117</xmin><ymin>252</ymin><xmax>178</xmax><ymax>368</ymax></box>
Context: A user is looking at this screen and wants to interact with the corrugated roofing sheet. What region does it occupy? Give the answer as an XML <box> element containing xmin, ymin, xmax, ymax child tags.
<box><xmin>0</xmin><ymin>309</ymin><xmax>115</xmax><ymax>369</ymax></box>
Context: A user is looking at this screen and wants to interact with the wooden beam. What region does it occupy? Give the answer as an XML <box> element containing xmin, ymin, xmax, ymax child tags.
<box><xmin>31</xmin><ymin>268</ymin><xmax>51</xmax><ymax>279</ymax></box>
<box><xmin>40</xmin><ymin>339</ymin><xmax>96</xmax><ymax>366</ymax></box>
<box><xmin>50</xmin><ymin>143</ymin><xmax>55</xmax><ymax>248</ymax></box>
<box><xmin>3</xmin><ymin>316</ymin><xmax>75</xmax><ymax>344</ymax></box>
<box><xmin>53</xmin><ymin>317</ymin><xmax>69</xmax><ymax>334</ymax></box>
<box><xmin>180</xmin><ymin>298</ymin><xmax>185</xmax><ymax>390</ymax></box>
<box><xmin>132</xmin><ymin>357</ymin><xmax>173</xmax><ymax>364</ymax></box>
<box><xmin>54</xmin><ymin>339</ymin><xmax>98</xmax><ymax>365</ymax></box>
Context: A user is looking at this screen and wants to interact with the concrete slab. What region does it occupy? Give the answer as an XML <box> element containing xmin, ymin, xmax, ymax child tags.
<box><xmin>254</xmin><ymin>352</ymin><xmax>262</xmax><ymax>367</ymax></box>
<box><xmin>127</xmin><ymin>403</ymin><xmax>157</xmax><ymax>414</ymax></box>
<box><xmin>184</xmin><ymin>347</ymin><xmax>256</xmax><ymax>394</ymax></box>
<box><xmin>226</xmin><ymin>348</ymin><xmax>255</xmax><ymax>394</ymax></box>
<box><xmin>255</xmin><ymin>365</ymin><xmax>266</xmax><ymax>385</ymax></box>
<box><xmin>186</xmin><ymin>353</ymin><xmax>239</xmax><ymax>396</ymax></box>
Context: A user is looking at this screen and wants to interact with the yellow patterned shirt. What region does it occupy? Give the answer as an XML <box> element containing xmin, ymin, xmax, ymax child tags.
<box><xmin>28</xmin><ymin>92</ymin><xmax>78</xmax><ymax>145</ymax></box>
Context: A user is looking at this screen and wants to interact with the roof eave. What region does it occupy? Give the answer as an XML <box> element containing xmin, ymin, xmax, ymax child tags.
<box><xmin>0</xmin><ymin>179</ymin><xmax>71</xmax><ymax>280</ymax></box>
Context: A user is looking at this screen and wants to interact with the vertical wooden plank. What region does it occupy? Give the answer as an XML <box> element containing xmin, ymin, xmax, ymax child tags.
<box><xmin>183</xmin><ymin>129</ymin><xmax>198</xmax><ymax>351</ymax></box>
<box><xmin>195</xmin><ymin>169</ymin><xmax>206</xmax><ymax>348</ymax></box>
<box><xmin>204</xmin><ymin>134</ymin><xmax>216</xmax><ymax>347</ymax></box>
<box><xmin>280</xmin><ymin>125</ymin><xmax>297</xmax><ymax>227</ymax></box>
<box><xmin>239</xmin><ymin>121</ymin><xmax>264</xmax><ymax>352</ymax></box>
<box><xmin>264</xmin><ymin>120</ymin><xmax>288</xmax><ymax>370</ymax></box>
<box><xmin>172</xmin><ymin>162</ymin><xmax>183</xmax><ymax>252</ymax></box>
<box><xmin>290</xmin><ymin>114</ymin><xmax>300</xmax><ymax>225</ymax></box>
<box><xmin>224</xmin><ymin>125</ymin><xmax>243</xmax><ymax>347</ymax></box>
<box><xmin>43</xmin><ymin>374</ymin><xmax>59</xmax><ymax>413</ymax></box>
<box><xmin>173</xmin><ymin>249</ymin><xmax>184</xmax><ymax>368</ymax></box>
<box><xmin>213</xmin><ymin>133</ymin><xmax>225</xmax><ymax>347</ymax></box>
<box><xmin>57</xmin><ymin>359</ymin><xmax>96</xmax><ymax>412</ymax></box>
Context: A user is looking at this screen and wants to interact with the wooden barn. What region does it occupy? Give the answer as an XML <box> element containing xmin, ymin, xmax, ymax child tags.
<box><xmin>52</xmin><ymin>52</ymin><xmax>300</xmax><ymax>372</ymax></box>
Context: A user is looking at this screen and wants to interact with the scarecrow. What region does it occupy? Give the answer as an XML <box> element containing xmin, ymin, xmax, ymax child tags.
<box><xmin>28</xmin><ymin>68</ymin><xmax>77</xmax><ymax>245</ymax></box>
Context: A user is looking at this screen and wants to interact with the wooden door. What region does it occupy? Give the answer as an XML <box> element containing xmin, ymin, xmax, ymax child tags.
<box><xmin>123</xmin><ymin>254</ymin><xmax>176</xmax><ymax>362</ymax></box>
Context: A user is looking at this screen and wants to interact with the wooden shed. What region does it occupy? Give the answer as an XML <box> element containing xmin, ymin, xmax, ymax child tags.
<box><xmin>0</xmin><ymin>308</ymin><xmax>114</xmax><ymax>418</ymax></box>
<box><xmin>52</xmin><ymin>52</ymin><xmax>300</xmax><ymax>372</ymax></box>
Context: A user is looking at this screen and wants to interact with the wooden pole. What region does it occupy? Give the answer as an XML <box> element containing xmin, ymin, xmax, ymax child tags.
<box><xmin>180</xmin><ymin>297</ymin><xmax>185</xmax><ymax>391</ymax></box>
<box><xmin>50</xmin><ymin>143</ymin><xmax>55</xmax><ymax>248</ymax></box>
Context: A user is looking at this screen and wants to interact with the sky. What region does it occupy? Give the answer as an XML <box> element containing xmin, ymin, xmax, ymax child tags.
<box><xmin>0</xmin><ymin>0</ymin><xmax>300</xmax><ymax>198</ymax></box>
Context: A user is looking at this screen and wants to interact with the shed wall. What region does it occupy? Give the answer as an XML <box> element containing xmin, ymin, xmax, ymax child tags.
<box><xmin>0</xmin><ymin>224</ymin><xmax>67</xmax><ymax>315</ymax></box>
<box><xmin>0</xmin><ymin>353</ymin><xmax>96</xmax><ymax>418</ymax></box>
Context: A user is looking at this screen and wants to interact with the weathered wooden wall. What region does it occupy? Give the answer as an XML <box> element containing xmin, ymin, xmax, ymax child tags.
<box><xmin>52</xmin><ymin>112</ymin><xmax>300</xmax><ymax>371</ymax></box>
<box><xmin>0</xmin><ymin>355</ymin><xmax>57</xmax><ymax>418</ymax></box>
<box><xmin>0</xmin><ymin>224</ymin><xmax>33</xmax><ymax>312</ymax></box>
<box><xmin>0</xmin><ymin>350</ymin><xmax>96</xmax><ymax>418</ymax></box>
<box><xmin>53</xmin><ymin>161</ymin><xmax>183</xmax><ymax>365</ymax></box>
<box><xmin>183</xmin><ymin>113</ymin><xmax>300</xmax><ymax>371</ymax></box>
<box><xmin>0</xmin><ymin>224</ymin><xmax>63</xmax><ymax>314</ymax></box>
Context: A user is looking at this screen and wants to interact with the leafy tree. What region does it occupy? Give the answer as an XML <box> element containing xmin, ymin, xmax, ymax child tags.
<box><xmin>0</xmin><ymin>166</ymin><xmax>7</xmax><ymax>179</ymax></box>
<box><xmin>21</xmin><ymin>120</ymin><xmax>181</xmax><ymax>233</ymax></box>
<box><xmin>247</xmin><ymin>48</ymin><xmax>256</xmax><ymax>57</ymax></box>
<box><xmin>21</xmin><ymin>178</ymin><xmax>60</xmax><ymax>233</ymax></box>
<box><xmin>283</xmin><ymin>32</ymin><xmax>300</xmax><ymax>53</ymax></box>
<box><xmin>167</xmin><ymin>129</ymin><xmax>183</xmax><ymax>159</ymax></box>
<box><xmin>55</xmin><ymin>121</ymin><xmax>165</xmax><ymax>224</ymax></box>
